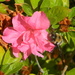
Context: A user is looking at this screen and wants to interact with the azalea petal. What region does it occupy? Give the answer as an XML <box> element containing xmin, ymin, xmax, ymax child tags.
<box><xmin>12</xmin><ymin>46</ymin><xmax>20</xmax><ymax>57</ymax></box>
<box><xmin>34</xmin><ymin>30</ymin><xmax>47</xmax><ymax>53</ymax></box>
<box><xmin>12</xmin><ymin>14</ymin><xmax>27</xmax><ymax>32</ymax></box>
<box><xmin>44</xmin><ymin>42</ymin><xmax>55</xmax><ymax>52</ymax></box>
<box><xmin>23</xmin><ymin>31</ymin><xmax>31</xmax><ymax>42</ymax></box>
<box><xmin>34</xmin><ymin>30</ymin><xmax>48</xmax><ymax>40</ymax></box>
<box><xmin>30</xmin><ymin>43</ymin><xmax>44</xmax><ymax>57</ymax></box>
<box><xmin>35</xmin><ymin>37</ymin><xmax>45</xmax><ymax>53</ymax></box>
<box><xmin>34</xmin><ymin>30</ymin><xmax>55</xmax><ymax>53</ymax></box>
<box><xmin>23</xmin><ymin>49</ymin><xmax>31</xmax><ymax>59</ymax></box>
<box><xmin>36</xmin><ymin>46</ymin><xmax>44</xmax><ymax>53</ymax></box>
<box><xmin>18</xmin><ymin>43</ymin><xmax>29</xmax><ymax>53</ymax></box>
<box><xmin>2</xmin><ymin>27</ymin><xmax>19</xmax><ymax>43</ymax></box>
<box><xmin>27</xmin><ymin>11</ymin><xmax>50</xmax><ymax>29</ymax></box>
<box><xmin>16</xmin><ymin>33</ymin><xmax>24</xmax><ymax>46</ymax></box>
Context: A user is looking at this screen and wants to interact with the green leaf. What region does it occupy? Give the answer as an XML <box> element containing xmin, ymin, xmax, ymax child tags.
<box><xmin>0</xmin><ymin>0</ymin><xmax>5</xmax><ymax>2</ymax></box>
<box><xmin>49</xmin><ymin>0</ymin><xmax>63</xmax><ymax>8</ymax></box>
<box><xmin>71</xmin><ymin>18</ymin><xmax>75</xmax><ymax>26</ymax></box>
<box><xmin>47</xmin><ymin>6</ymin><xmax>70</xmax><ymax>25</ymax></box>
<box><xmin>40</xmin><ymin>0</ymin><xmax>63</xmax><ymax>8</ymax></box>
<box><xmin>2</xmin><ymin>49</ymin><xmax>22</xmax><ymax>65</ymax></box>
<box><xmin>66</xmin><ymin>68</ymin><xmax>75</xmax><ymax>75</ymax></box>
<box><xmin>40</xmin><ymin>0</ymin><xmax>50</xmax><ymax>8</ymax></box>
<box><xmin>68</xmin><ymin>31</ymin><xmax>75</xmax><ymax>38</ymax></box>
<box><xmin>68</xmin><ymin>31</ymin><xmax>75</xmax><ymax>46</ymax></box>
<box><xmin>43</xmin><ymin>68</ymin><xmax>49</xmax><ymax>75</ymax></box>
<box><xmin>65</xmin><ymin>32</ymin><xmax>74</xmax><ymax>44</ymax></box>
<box><xmin>15</xmin><ymin>0</ymin><xmax>24</xmax><ymax>4</ymax></box>
<box><xmin>0</xmin><ymin>3</ymin><xmax>7</xmax><ymax>14</ymax></box>
<box><xmin>0</xmin><ymin>46</ymin><xmax>5</xmax><ymax>65</ymax></box>
<box><xmin>0</xmin><ymin>64</ymin><xmax>10</xmax><ymax>72</ymax></box>
<box><xmin>30</xmin><ymin>0</ymin><xmax>40</xmax><ymax>9</ymax></box>
<box><xmin>23</xmin><ymin>58</ymin><xmax>30</xmax><ymax>66</ymax></box>
<box><xmin>52</xmin><ymin>24</ymin><xmax>59</xmax><ymax>29</ymax></box>
<box><xmin>4</xmin><ymin>62</ymin><xmax>24</xmax><ymax>75</ymax></box>
<box><xmin>1</xmin><ymin>59</ymin><xmax>29</xmax><ymax>74</ymax></box>
<box><xmin>41</xmin><ymin>7</ymin><xmax>49</xmax><ymax>12</ymax></box>
<box><xmin>42</xmin><ymin>59</ymin><xmax>58</xmax><ymax>74</ymax></box>
<box><xmin>68</xmin><ymin>7</ymin><xmax>75</xmax><ymax>19</ymax></box>
<box><xmin>22</xmin><ymin>3</ymin><xmax>33</xmax><ymax>16</ymax></box>
<box><xmin>63</xmin><ymin>32</ymin><xmax>75</xmax><ymax>52</ymax></box>
<box><xmin>62</xmin><ymin>0</ymin><xmax>69</xmax><ymax>8</ymax></box>
<box><xmin>29</xmin><ymin>74</ymin><xmax>36</xmax><ymax>75</ymax></box>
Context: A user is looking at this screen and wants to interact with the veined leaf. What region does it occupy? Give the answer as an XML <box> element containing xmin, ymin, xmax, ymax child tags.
<box><xmin>0</xmin><ymin>0</ymin><xmax>5</xmax><ymax>2</ymax></box>
<box><xmin>30</xmin><ymin>0</ymin><xmax>40</xmax><ymax>9</ymax></box>
<box><xmin>63</xmin><ymin>32</ymin><xmax>75</xmax><ymax>52</ymax></box>
<box><xmin>47</xmin><ymin>6</ymin><xmax>70</xmax><ymax>25</ymax></box>
<box><xmin>2</xmin><ymin>48</ymin><xmax>22</xmax><ymax>65</ymax></box>
<box><xmin>0</xmin><ymin>3</ymin><xmax>7</xmax><ymax>14</ymax></box>
<box><xmin>66</xmin><ymin>68</ymin><xmax>75</xmax><ymax>75</ymax></box>
<box><xmin>22</xmin><ymin>3</ymin><xmax>33</xmax><ymax>16</ymax></box>
<box><xmin>0</xmin><ymin>46</ymin><xmax>5</xmax><ymax>65</ymax></box>
<box><xmin>1</xmin><ymin>62</ymin><xmax>24</xmax><ymax>75</ymax></box>
<box><xmin>15</xmin><ymin>0</ymin><xmax>24</xmax><ymax>4</ymax></box>
<box><xmin>68</xmin><ymin>7</ymin><xmax>75</xmax><ymax>19</ymax></box>
<box><xmin>62</xmin><ymin>0</ymin><xmax>69</xmax><ymax>8</ymax></box>
<box><xmin>41</xmin><ymin>0</ymin><xmax>63</xmax><ymax>8</ymax></box>
<box><xmin>68</xmin><ymin>31</ymin><xmax>75</xmax><ymax>38</ymax></box>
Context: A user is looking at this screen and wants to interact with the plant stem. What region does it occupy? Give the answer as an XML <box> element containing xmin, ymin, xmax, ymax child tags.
<box><xmin>35</xmin><ymin>56</ymin><xmax>44</xmax><ymax>73</ymax></box>
<box><xmin>61</xmin><ymin>65</ymin><xmax>68</xmax><ymax>75</ymax></box>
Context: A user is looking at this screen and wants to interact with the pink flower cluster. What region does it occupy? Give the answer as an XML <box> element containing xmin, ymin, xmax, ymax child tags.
<box><xmin>2</xmin><ymin>11</ymin><xmax>55</xmax><ymax>59</ymax></box>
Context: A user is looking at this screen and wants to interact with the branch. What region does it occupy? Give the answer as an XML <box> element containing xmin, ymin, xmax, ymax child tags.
<box><xmin>35</xmin><ymin>56</ymin><xmax>44</xmax><ymax>73</ymax></box>
<box><xmin>61</xmin><ymin>65</ymin><xmax>68</xmax><ymax>75</ymax></box>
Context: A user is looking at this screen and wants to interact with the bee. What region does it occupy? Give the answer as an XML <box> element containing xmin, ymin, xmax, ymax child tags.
<box><xmin>49</xmin><ymin>33</ymin><xmax>63</xmax><ymax>46</ymax></box>
<box><xmin>48</xmin><ymin>32</ymin><xmax>64</xmax><ymax>59</ymax></box>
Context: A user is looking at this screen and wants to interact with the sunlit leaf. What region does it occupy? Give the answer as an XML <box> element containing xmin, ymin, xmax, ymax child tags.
<box><xmin>0</xmin><ymin>3</ymin><xmax>7</xmax><ymax>14</ymax></box>
<box><xmin>52</xmin><ymin>24</ymin><xmax>59</xmax><ymax>29</ymax></box>
<box><xmin>22</xmin><ymin>3</ymin><xmax>33</xmax><ymax>16</ymax></box>
<box><xmin>0</xmin><ymin>64</ymin><xmax>10</xmax><ymax>72</ymax></box>
<box><xmin>30</xmin><ymin>0</ymin><xmax>40</xmax><ymax>9</ymax></box>
<box><xmin>23</xmin><ymin>58</ymin><xmax>30</xmax><ymax>66</ymax></box>
<box><xmin>0</xmin><ymin>0</ymin><xmax>5</xmax><ymax>2</ymax></box>
<box><xmin>62</xmin><ymin>0</ymin><xmax>69</xmax><ymax>8</ymax></box>
<box><xmin>68</xmin><ymin>31</ymin><xmax>75</xmax><ymax>38</ymax></box>
<box><xmin>29</xmin><ymin>74</ymin><xmax>36</xmax><ymax>75</ymax></box>
<box><xmin>71</xmin><ymin>18</ymin><xmax>75</xmax><ymax>26</ymax></box>
<box><xmin>43</xmin><ymin>68</ymin><xmax>49</xmax><ymax>75</ymax></box>
<box><xmin>41</xmin><ymin>0</ymin><xmax>63</xmax><ymax>8</ymax></box>
<box><xmin>2</xmin><ymin>48</ymin><xmax>22</xmax><ymax>65</ymax></box>
<box><xmin>15</xmin><ymin>0</ymin><xmax>24</xmax><ymax>4</ymax></box>
<box><xmin>0</xmin><ymin>46</ymin><xmax>5</xmax><ymax>65</ymax></box>
<box><xmin>63</xmin><ymin>32</ymin><xmax>75</xmax><ymax>52</ymax></box>
<box><xmin>68</xmin><ymin>7</ymin><xmax>75</xmax><ymax>19</ymax></box>
<box><xmin>47</xmin><ymin>6</ymin><xmax>70</xmax><ymax>25</ymax></box>
<box><xmin>40</xmin><ymin>0</ymin><xmax>50</xmax><ymax>8</ymax></box>
<box><xmin>2</xmin><ymin>62</ymin><xmax>24</xmax><ymax>75</ymax></box>
<box><xmin>49</xmin><ymin>0</ymin><xmax>63</xmax><ymax>8</ymax></box>
<box><xmin>66</xmin><ymin>68</ymin><xmax>75</xmax><ymax>75</ymax></box>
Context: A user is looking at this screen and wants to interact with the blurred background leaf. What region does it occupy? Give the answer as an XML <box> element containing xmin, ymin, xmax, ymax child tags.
<box><xmin>30</xmin><ymin>0</ymin><xmax>40</xmax><ymax>9</ymax></box>
<box><xmin>47</xmin><ymin>6</ymin><xmax>70</xmax><ymax>25</ymax></box>
<box><xmin>0</xmin><ymin>3</ymin><xmax>7</xmax><ymax>14</ymax></box>
<box><xmin>1</xmin><ymin>61</ymin><xmax>24</xmax><ymax>75</ymax></box>
<box><xmin>2</xmin><ymin>48</ymin><xmax>22</xmax><ymax>65</ymax></box>
<box><xmin>66</xmin><ymin>68</ymin><xmax>75</xmax><ymax>75</ymax></box>
<box><xmin>0</xmin><ymin>0</ymin><xmax>5</xmax><ymax>2</ymax></box>
<box><xmin>22</xmin><ymin>3</ymin><xmax>33</xmax><ymax>16</ymax></box>
<box><xmin>0</xmin><ymin>46</ymin><xmax>5</xmax><ymax>65</ymax></box>
<box><xmin>15</xmin><ymin>0</ymin><xmax>24</xmax><ymax>4</ymax></box>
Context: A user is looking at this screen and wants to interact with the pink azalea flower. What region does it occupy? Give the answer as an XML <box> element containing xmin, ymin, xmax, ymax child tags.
<box><xmin>2</xmin><ymin>11</ymin><xmax>55</xmax><ymax>59</ymax></box>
